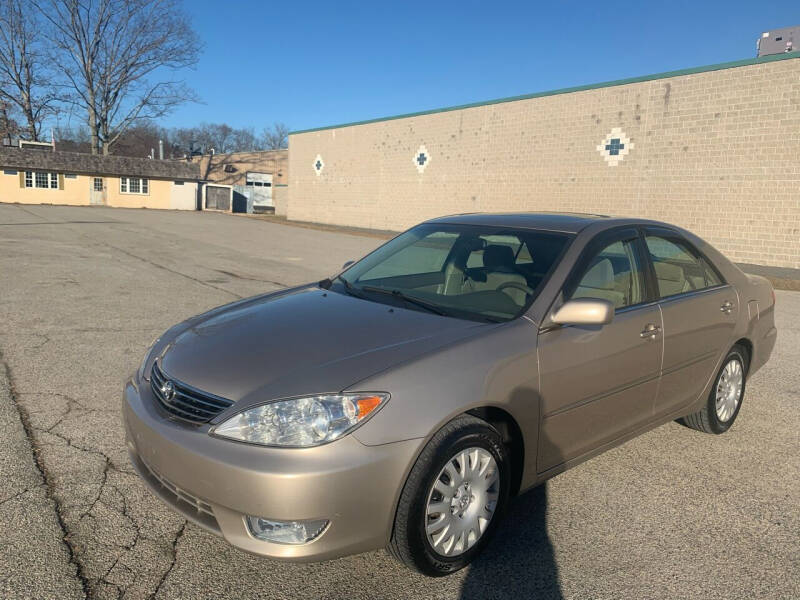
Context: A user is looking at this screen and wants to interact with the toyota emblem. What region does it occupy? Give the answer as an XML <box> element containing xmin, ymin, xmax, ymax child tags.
<box><xmin>160</xmin><ymin>380</ymin><xmax>176</xmax><ymax>402</ymax></box>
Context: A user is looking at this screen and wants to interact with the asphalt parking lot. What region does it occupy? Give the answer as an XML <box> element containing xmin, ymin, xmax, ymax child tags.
<box><xmin>0</xmin><ymin>203</ymin><xmax>797</xmax><ymax>600</ymax></box>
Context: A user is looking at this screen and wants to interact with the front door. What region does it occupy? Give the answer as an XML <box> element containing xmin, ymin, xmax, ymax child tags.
<box><xmin>643</xmin><ymin>229</ymin><xmax>738</xmax><ymax>417</ymax></box>
<box><xmin>90</xmin><ymin>177</ymin><xmax>106</xmax><ymax>205</ymax></box>
<box><xmin>537</xmin><ymin>229</ymin><xmax>662</xmax><ymax>473</ymax></box>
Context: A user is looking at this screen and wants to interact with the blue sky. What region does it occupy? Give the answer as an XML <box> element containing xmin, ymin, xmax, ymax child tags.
<box><xmin>173</xmin><ymin>0</ymin><xmax>800</xmax><ymax>132</ymax></box>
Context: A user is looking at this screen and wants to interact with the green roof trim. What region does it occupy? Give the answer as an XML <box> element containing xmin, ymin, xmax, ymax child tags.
<box><xmin>290</xmin><ymin>51</ymin><xmax>800</xmax><ymax>136</ymax></box>
<box><xmin>274</xmin><ymin>183</ymin><xmax>288</xmax><ymax>187</ymax></box>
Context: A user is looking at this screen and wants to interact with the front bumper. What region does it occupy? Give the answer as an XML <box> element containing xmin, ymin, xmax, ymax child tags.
<box><xmin>122</xmin><ymin>377</ymin><xmax>422</xmax><ymax>561</ymax></box>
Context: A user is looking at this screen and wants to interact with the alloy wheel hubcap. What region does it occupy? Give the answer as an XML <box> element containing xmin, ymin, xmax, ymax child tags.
<box><xmin>425</xmin><ymin>447</ymin><xmax>499</xmax><ymax>557</ymax></box>
<box><xmin>715</xmin><ymin>358</ymin><xmax>743</xmax><ymax>422</ymax></box>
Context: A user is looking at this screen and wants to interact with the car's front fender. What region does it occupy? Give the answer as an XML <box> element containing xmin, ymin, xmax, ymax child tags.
<box><xmin>350</xmin><ymin>317</ymin><xmax>541</xmax><ymax>489</ymax></box>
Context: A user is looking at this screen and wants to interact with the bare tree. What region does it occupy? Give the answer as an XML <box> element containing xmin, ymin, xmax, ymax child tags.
<box><xmin>110</xmin><ymin>121</ymin><xmax>169</xmax><ymax>158</ymax></box>
<box><xmin>230</xmin><ymin>126</ymin><xmax>257</xmax><ymax>152</ymax></box>
<box><xmin>167</xmin><ymin>122</ymin><xmax>263</xmax><ymax>156</ymax></box>
<box><xmin>261</xmin><ymin>122</ymin><xmax>289</xmax><ymax>150</ymax></box>
<box><xmin>0</xmin><ymin>101</ymin><xmax>20</xmax><ymax>141</ymax></box>
<box><xmin>54</xmin><ymin>123</ymin><xmax>92</xmax><ymax>153</ymax></box>
<box><xmin>166</xmin><ymin>126</ymin><xmax>198</xmax><ymax>157</ymax></box>
<box><xmin>201</xmin><ymin>122</ymin><xmax>235</xmax><ymax>153</ymax></box>
<box><xmin>35</xmin><ymin>0</ymin><xmax>201</xmax><ymax>154</ymax></box>
<box><xmin>0</xmin><ymin>0</ymin><xmax>59</xmax><ymax>140</ymax></box>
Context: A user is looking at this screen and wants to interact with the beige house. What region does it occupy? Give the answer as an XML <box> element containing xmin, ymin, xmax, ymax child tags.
<box><xmin>0</xmin><ymin>147</ymin><xmax>200</xmax><ymax>210</ymax></box>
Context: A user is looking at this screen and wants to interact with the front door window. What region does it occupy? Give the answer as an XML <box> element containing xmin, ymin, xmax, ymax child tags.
<box><xmin>569</xmin><ymin>238</ymin><xmax>644</xmax><ymax>309</ymax></box>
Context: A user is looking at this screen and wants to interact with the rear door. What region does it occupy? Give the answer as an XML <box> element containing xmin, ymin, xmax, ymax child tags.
<box><xmin>643</xmin><ymin>228</ymin><xmax>738</xmax><ymax>418</ymax></box>
<box><xmin>537</xmin><ymin>228</ymin><xmax>663</xmax><ymax>472</ymax></box>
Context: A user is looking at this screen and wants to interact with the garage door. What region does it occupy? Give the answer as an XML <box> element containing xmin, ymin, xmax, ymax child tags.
<box><xmin>205</xmin><ymin>185</ymin><xmax>231</xmax><ymax>211</ymax></box>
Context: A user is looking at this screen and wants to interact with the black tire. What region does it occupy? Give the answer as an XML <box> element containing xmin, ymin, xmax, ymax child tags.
<box><xmin>679</xmin><ymin>345</ymin><xmax>749</xmax><ymax>434</ymax></box>
<box><xmin>388</xmin><ymin>414</ymin><xmax>510</xmax><ymax>576</ymax></box>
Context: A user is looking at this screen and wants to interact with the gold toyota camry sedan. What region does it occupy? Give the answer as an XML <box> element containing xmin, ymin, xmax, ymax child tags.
<box><xmin>123</xmin><ymin>213</ymin><xmax>776</xmax><ymax>576</ymax></box>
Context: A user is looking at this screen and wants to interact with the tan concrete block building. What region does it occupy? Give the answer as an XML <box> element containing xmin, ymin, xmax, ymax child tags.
<box><xmin>192</xmin><ymin>150</ymin><xmax>288</xmax><ymax>186</ymax></box>
<box><xmin>288</xmin><ymin>53</ymin><xmax>800</xmax><ymax>269</ymax></box>
<box><xmin>0</xmin><ymin>148</ymin><xmax>200</xmax><ymax>210</ymax></box>
<box><xmin>191</xmin><ymin>150</ymin><xmax>288</xmax><ymax>213</ymax></box>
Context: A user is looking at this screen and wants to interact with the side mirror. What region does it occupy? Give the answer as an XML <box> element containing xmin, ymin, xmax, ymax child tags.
<box><xmin>342</xmin><ymin>260</ymin><xmax>354</xmax><ymax>269</ymax></box>
<box><xmin>551</xmin><ymin>298</ymin><xmax>614</xmax><ymax>326</ymax></box>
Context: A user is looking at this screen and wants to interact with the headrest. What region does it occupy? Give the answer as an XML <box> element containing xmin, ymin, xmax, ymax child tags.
<box><xmin>483</xmin><ymin>245</ymin><xmax>516</xmax><ymax>270</ymax></box>
<box><xmin>653</xmin><ymin>261</ymin><xmax>683</xmax><ymax>282</ymax></box>
<box><xmin>582</xmin><ymin>258</ymin><xmax>614</xmax><ymax>289</ymax></box>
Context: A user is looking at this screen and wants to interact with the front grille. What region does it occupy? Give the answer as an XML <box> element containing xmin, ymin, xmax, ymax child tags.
<box><xmin>141</xmin><ymin>457</ymin><xmax>215</xmax><ymax>518</ymax></box>
<box><xmin>150</xmin><ymin>361</ymin><xmax>233</xmax><ymax>424</ymax></box>
<box><xmin>136</xmin><ymin>454</ymin><xmax>220</xmax><ymax>534</ymax></box>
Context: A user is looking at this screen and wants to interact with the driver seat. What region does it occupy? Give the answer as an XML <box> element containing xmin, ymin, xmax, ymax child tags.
<box><xmin>482</xmin><ymin>245</ymin><xmax>529</xmax><ymax>305</ymax></box>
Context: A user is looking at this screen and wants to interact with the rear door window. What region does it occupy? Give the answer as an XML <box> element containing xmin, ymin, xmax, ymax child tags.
<box><xmin>645</xmin><ymin>235</ymin><xmax>723</xmax><ymax>298</ymax></box>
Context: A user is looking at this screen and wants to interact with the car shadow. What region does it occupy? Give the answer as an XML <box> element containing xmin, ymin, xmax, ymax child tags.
<box><xmin>459</xmin><ymin>483</ymin><xmax>563</xmax><ymax>600</ymax></box>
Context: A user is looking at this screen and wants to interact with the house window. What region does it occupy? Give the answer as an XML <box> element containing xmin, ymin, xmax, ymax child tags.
<box><xmin>25</xmin><ymin>171</ymin><xmax>58</xmax><ymax>189</ymax></box>
<box><xmin>120</xmin><ymin>177</ymin><xmax>149</xmax><ymax>194</ymax></box>
<box><xmin>93</xmin><ymin>178</ymin><xmax>103</xmax><ymax>192</ymax></box>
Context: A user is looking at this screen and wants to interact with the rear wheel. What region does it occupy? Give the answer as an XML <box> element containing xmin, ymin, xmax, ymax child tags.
<box><xmin>680</xmin><ymin>345</ymin><xmax>748</xmax><ymax>434</ymax></box>
<box><xmin>388</xmin><ymin>415</ymin><xmax>510</xmax><ymax>576</ymax></box>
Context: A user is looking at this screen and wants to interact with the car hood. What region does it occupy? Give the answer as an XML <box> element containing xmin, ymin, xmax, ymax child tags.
<box><xmin>158</xmin><ymin>285</ymin><xmax>486</xmax><ymax>409</ymax></box>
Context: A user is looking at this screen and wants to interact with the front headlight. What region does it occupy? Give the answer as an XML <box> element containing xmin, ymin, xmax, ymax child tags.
<box><xmin>211</xmin><ymin>393</ymin><xmax>389</xmax><ymax>447</ymax></box>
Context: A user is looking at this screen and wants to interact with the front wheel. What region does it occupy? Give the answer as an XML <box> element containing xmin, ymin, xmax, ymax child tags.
<box><xmin>388</xmin><ymin>415</ymin><xmax>510</xmax><ymax>576</ymax></box>
<box><xmin>680</xmin><ymin>345</ymin><xmax>748</xmax><ymax>434</ymax></box>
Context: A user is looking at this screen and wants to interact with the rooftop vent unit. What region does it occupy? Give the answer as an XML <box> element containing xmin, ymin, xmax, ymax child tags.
<box><xmin>757</xmin><ymin>25</ymin><xmax>798</xmax><ymax>57</ymax></box>
<box><xmin>18</xmin><ymin>139</ymin><xmax>55</xmax><ymax>151</ymax></box>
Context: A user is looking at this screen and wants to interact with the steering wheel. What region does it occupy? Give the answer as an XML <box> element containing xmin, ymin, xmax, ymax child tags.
<box><xmin>496</xmin><ymin>281</ymin><xmax>535</xmax><ymax>297</ymax></box>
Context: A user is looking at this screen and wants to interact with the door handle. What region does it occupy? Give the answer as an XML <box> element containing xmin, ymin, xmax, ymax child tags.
<box><xmin>640</xmin><ymin>323</ymin><xmax>661</xmax><ymax>339</ymax></box>
<box><xmin>720</xmin><ymin>301</ymin><xmax>734</xmax><ymax>314</ymax></box>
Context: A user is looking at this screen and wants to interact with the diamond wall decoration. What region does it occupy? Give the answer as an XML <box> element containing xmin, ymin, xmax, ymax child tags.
<box><xmin>596</xmin><ymin>128</ymin><xmax>634</xmax><ymax>166</ymax></box>
<box><xmin>413</xmin><ymin>145</ymin><xmax>431</xmax><ymax>173</ymax></box>
<box><xmin>313</xmin><ymin>154</ymin><xmax>325</xmax><ymax>176</ymax></box>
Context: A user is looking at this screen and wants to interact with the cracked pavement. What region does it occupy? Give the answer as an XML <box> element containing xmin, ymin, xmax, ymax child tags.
<box><xmin>0</xmin><ymin>203</ymin><xmax>797</xmax><ymax>599</ymax></box>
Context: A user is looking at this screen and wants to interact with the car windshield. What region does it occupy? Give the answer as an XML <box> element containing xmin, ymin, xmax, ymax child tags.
<box><xmin>332</xmin><ymin>223</ymin><xmax>571</xmax><ymax>322</ymax></box>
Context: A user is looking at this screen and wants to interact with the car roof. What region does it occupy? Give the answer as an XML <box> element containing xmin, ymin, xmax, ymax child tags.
<box><xmin>426</xmin><ymin>212</ymin><xmax>667</xmax><ymax>234</ymax></box>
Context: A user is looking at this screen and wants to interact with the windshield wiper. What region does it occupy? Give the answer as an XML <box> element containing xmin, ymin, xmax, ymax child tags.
<box><xmin>334</xmin><ymin>275</ymin><xmax>369</xmax><ymax>299</ymax></box>
<box><xmin>359</xmin><ymin>285</ymin><xmax>449</xmax><ymax>317</ymax></box>
<box><xmin>339</xmin><ymin>280</ymin><xmax>501</xmax><ymax>322</ymax></box>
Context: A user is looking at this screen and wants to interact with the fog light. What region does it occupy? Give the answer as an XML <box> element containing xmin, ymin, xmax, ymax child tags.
<box><xmin>245</xmin><ymin>516</ymin><xmax>329</xmax><ymax>545</ymax></box>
